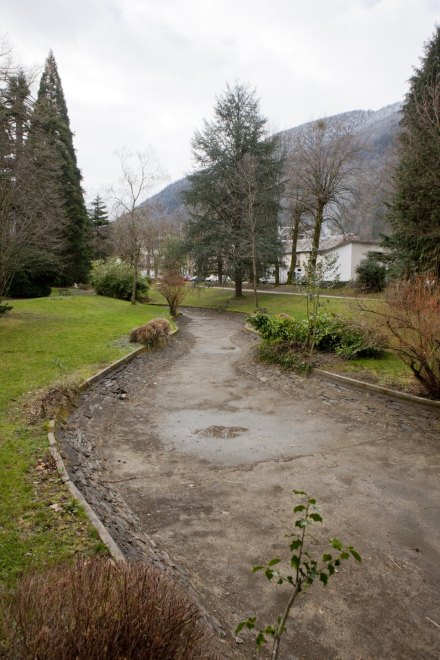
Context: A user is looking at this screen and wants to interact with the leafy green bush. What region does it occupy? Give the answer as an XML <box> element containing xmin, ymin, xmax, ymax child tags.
<box><xmin>258</xmin><ymin>342</ymin><xmax>317</xmax><ymax>375</ymax></box>
<box><xmin>355</xmin><ymin>252</ymin><xmax>386</xmax><ymax>293</ymax></box>
<box><xmin>248</xmin><ymin>312</ymin><xmax>387</xmax><ymax>360</ymax></box>
<box><xmin>90</xmin><ymin>259</ymin><xmax>149</xmax><ymax>301</ymax></box>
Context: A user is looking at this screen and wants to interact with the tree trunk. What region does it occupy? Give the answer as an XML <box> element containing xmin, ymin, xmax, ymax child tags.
<box><xmin>286</xmin><ymin>206</ymin><xmax>302</xmax><ymax>285</ymax></box>
<box><xmin>217</xmin><ymin>257</ymin><xmax>223</xmax><ymax>285</ymax></box>
<box><xmin>309</xmin><ymin>202</ymin><xmax>324</xmax><ymax>273</ymax></box>
<box><xmin>274</xmin><ymin>258</ymin><xmax>280</xmax><ymax>286</ymax></box>
<box><xmin>234</xmin><ymin>267</ymin><xmax>243</xmax><ymax>297</ymax></box>
<box><xmin>251</xmin><ymin>233</ymin><xmax>258</xmax><ymax>308</ymax></box>
<box><xmin>131</xmin><ymin>263</ymin><xmax>138</xmax><ymax>305</ymax></box>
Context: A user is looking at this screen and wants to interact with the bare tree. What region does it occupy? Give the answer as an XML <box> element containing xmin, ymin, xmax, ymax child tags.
<box><xmin>110</xmin><ymin>149</ymin><xmax>165</xmax><ymax>304</ymax></box>
<box><xmin>282</xmin><ymin>139</ymin><xmax>314</xmax><ymax>284</ymax></box>
<box><xmin>292</xmin><ymin>120</ymin><xmax>361</xmax><ymax>271</ymax></box>
<box><xmin>236</xmin><ymin>153</ymin><xmax>260</xmax><ymax>307</ymax></box>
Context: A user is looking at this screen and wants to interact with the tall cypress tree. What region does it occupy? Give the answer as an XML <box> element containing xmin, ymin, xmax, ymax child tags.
<box><xmin>32</xmin><ymin>51</ymin><xmax>90</xmax><ymax>284</ymax></box>
<box><xmin>387</xmin><ymin>28</ymin><xmax>440</xmax><ymax>276</ymax></box>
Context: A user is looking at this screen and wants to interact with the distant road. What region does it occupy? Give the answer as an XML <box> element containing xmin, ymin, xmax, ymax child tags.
<box><xmin>212</xmin><ymin>285</ymin><xmax>379</xmax><ymax>302</ymax></box>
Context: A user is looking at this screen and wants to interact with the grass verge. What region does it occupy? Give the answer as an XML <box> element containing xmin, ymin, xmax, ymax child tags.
<box><xmin>0</xmin><ymin>294</ymin><xmax>170</xmax><ymax>586</ymax></box>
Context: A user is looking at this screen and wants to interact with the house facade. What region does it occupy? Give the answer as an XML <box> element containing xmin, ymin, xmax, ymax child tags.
<box><xmin>279</xmin><ymin>234</ymin><xmax>384</xmax><ymax>283</ymax></box>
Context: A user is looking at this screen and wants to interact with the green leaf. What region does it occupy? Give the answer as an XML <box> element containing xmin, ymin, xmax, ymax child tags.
<box><xmin>319</xmin><ymin>572</ymin><xmax>328</xmax><ymax>586</ymax></box>
<box><xmin>295</xmin><ymin>519</ymin><xmax>308</xmax><ymax>528</ymax></box>
<box><xmin>256</xmin><ymin>632</ymin><xmax>267</xmax><ymax>647</ymax></box>
<box><xmin>309</xmin><ymin>513</ymin><xmax>323</xmax><ymax>522</ymax></box>
<box><xmin>309</xmin><ymin>498</ymin><xmax>317</xmax><ymax>504</ymax></box>
<box><xmin>263</xmin><ymin>625</ymin><xmax>276</xmax><ymax>637</ymax></box>
<box><xmin>268</xmin><ymin>558</ymin><xmax>281</xmax><ymax>566</ymax></box>
<box><xmin>235</xmin><ymin>617</ymin><xmax>255</xmax><ymax>634</ymax></box>
<box><xmin>293</xmin><ymin>489</ymin><xmax>307</xmax><ymax>496</ymax></box>
<box><xmin>349</xmin><ymin>548</ymin><xmax>362</xmax><ymax>562</ymax></box>
<box><xmin>265</xmin><ymin>569</ymin><xmax>275</xmax><ymax>580</ymax></box>
<box><xmin>327</xmin><ymin>563</ymin><xmax>335</xmax><ymax>576</ymax></box>
<box><xmin>330</xmin><ymin>538</ymin><xmax>343</xmax><ymax>551</ymax></box>
<box><xmin>294</xmin><ymin>505</ymin><xmax>306</xmax><ymax>512</ymax></box>
<box><xmin>290</xmin><ymin>539</ymin><xmax>302</xmax><ymax>550</ymax></box>
<box><xmin>340</xmin><ymin>552</ymin><xmax>350</xmax><ymax>560</ymax></box>
<box><xmin>252</xmin><ymin>565</ymin><xmax>264</xmax><ymax>572</ymax></box>
<box><xmin>322</xmin><ymin>553</ymin><xmax>332</xmax><ymax>562</ymax></box>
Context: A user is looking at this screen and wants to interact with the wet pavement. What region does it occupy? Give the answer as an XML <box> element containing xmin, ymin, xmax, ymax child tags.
<box><xmin>64</xmin><ymin>309</ymin><xmax>440</xmax><ymax>659</ymax></box>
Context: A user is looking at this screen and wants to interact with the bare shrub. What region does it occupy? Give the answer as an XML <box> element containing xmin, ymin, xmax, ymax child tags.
<box><xmin>0</xmin><ymin>558</ymin><xmax>219</xmax><ymax>659</ymax></box>
<box><xmin>149</xmin><ymin>317</ymin><xmax>171</xmax><ymax>334</ymax></box>
<box><xmin>365</xmin><ymin>276</ymin><xmax>440</xmax><ymax>397</ymax></box>
<box><xmin>129</xmin><ymin>318</ymin><xmax>170</xmax><ymax>348</ymax></box>
<box><xmin>157</xmin><ymin>271</ymin><xmax>187</xmax><ymax>317</ymax></box>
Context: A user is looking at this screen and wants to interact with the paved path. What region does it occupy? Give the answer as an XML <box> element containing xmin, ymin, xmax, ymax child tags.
<box><xmin>71</xmin><ymin>310</ymin><xmax>440</xmax><ymax>659</ymax></box>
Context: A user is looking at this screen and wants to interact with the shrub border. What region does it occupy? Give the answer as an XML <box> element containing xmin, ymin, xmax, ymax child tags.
<box><xmin>245</xmin><ymin>323</ymin><xmax>440</xmax><ymax>411</ymax></box>
<box><xmin>47</xmin><ymin>326</ymin><xmax>178</xmax><ymax>562</ymax></box>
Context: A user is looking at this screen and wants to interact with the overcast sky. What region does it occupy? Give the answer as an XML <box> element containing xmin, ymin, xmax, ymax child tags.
<box><xmin>2</xmin><ymin>0</ymin><xmax>439</xmax><ymax>203</ymax></box>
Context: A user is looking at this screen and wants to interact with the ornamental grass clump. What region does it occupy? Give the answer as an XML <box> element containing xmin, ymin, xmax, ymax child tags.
<box><xmin>130</xmin><ymin>318</ymin><xmax>171</xmax><ymax>347</ymax></box>
<box><xmin>0</xmin><ymin>558</ymin><xmax>219</xmax><ymax>660</ymax></box>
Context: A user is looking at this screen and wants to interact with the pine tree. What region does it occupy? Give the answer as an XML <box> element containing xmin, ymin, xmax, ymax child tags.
<box><xmin>88</xmin><ymin>195</ymin><xmax>111</xmax><ymax>260</ymax></box>
<box><xmin>32</xmin><ymin>51</ymin><xmax>90</xmax><ymax>284</ymax></box>
<box><xmin>183</xmin><ymin>83</ymin><xmax>284</xmax><ymax>297</ymax></box>
<box><xmin>387</xmin><ymin>27</ymin><xmax>440</xmax><ymax>276</ymax></box>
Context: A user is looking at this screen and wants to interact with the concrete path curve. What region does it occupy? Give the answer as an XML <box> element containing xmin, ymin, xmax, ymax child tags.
<box><xmin>70</xmin><ymin>310</ymin><xmax>440</xmax><ymax>659</ymax></box>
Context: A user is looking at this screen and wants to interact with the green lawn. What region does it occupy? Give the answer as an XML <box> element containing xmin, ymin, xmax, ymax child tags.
<box><xmin>150</xmin><ymin>285</ymin><xmax>357</xmax><ymax>318</ymax></box>
<box><xmin>0</xmin><ymin>294</ymin><xmax>170</xmax><ymax>586</ymax></box>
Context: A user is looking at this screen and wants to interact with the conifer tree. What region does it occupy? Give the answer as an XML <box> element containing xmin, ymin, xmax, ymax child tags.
<box><xmin>183</xmin><ymin>83</ymin><xmax>284</xmax><ymax>297</ymax></box>
<box><xmin>32</xmin><ymin>51</ymin><xmax>90</xmax><ymax>284</ymax></box>
<box><xmin>88</xmin><ymin>195</ymin><xmax>111</xmax><ymax>260</ymax></box>
<box><xmin>387</xmin><ymin>27</ymin><xmax>440</xmax><ymax>276</ymax></box>
<box><xmin>0</xmin><ymin>69</ymin><xmax>64</xmax><ymax>299</ymax></box>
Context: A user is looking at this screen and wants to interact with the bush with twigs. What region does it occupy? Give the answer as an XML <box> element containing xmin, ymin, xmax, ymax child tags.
<box><xmin>363</xmin><ymin>276</ymin><xmax>440</xmax><ymax>397</ymax></box>
<box><xmin>157</xmin><ymin>271</ymin><xmax>187</xmax><ymax>317</ymax></box>
<box><xmin>0</xmin><ymin>558</ymin><xmax>219</xmax><ymax>660</ymax></box>
<box><xmin>130</xmin><ymin>318</ymin><xmax>171</xmax><ymax>347</ymax></box>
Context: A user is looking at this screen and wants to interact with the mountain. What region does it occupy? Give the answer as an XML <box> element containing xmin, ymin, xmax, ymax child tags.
<box><xmin>141</xmin><ymin>102</ymin><xmax>402</xmax><ymax>239</ymax></box>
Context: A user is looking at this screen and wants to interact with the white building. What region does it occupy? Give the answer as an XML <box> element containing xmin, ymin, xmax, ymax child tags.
<box><xmin>280</xmin><ymin>234</ymin><xmax>384</xmax><ymax>283</ymax></box>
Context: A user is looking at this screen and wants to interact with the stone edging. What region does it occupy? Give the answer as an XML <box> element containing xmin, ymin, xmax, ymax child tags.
<box><xmin>48</xmin><ymin>419</ymin><xmax>126</xmax><ymax>562</ymax></box>
<box><xmin>314</xmin><ymin>369</ymin><xmax>440</xmax><ymax>411</ymax></box>
<box><xmin>47</xmin><ymin>326</ymin><xmax>179</xmax><ymax>562</ymax></box>
<box><xmin>244</xmin><ymin>323</ymin><xmax>440</xmax><ymax>412</ymax></box>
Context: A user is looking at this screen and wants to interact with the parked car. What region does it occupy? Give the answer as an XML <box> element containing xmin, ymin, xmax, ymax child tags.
<box><xmin>205</xmin><ymin>274</ymin><xmax>219</xmax><ymax>282</ymax></box>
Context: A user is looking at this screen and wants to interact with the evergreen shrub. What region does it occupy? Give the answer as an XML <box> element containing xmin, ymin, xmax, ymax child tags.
<box><xmin>355</xmin><ymin>253</ymin><xmax>386</xmax><ymax>293</ymax></box>
<box><xmin>90</xmin><ymin>259</ymin><xmax>148</xmax><ymax>301</ymax></box>
<box><xmin>248</xmin><ymin>312</ymin><xmax>387</xmax><ymax>359</ymax></box>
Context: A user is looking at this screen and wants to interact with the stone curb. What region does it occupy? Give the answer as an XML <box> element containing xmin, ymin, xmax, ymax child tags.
<box><xmin>47</xmin><ymin>325</ymin><xmax>179</xmax><ymax>562</ymax></box>
<box><xmin>48</xmin><ymin>419</ymin><xmax>126</xmax><ymax>562</ymax></box>
<box><xmin>77</xmin><ymin>325</ymin><xmax>179</xmax><ymax>391</ymax></box>
<box><xmin>314</xmin><ymin>369</ymin><xmax>440</xmax><ymax>411</ymax></box>
<box><xmin>245</xmin><ymin>323</ymin><xmax>440</xmax><ymax>412</ymax></box>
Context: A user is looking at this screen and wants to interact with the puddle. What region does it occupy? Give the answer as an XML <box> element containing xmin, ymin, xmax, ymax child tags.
<box><xmin>195</xmin><ymin>425</ymin><xmax>247</xmax><ymax>439</ymax></box>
